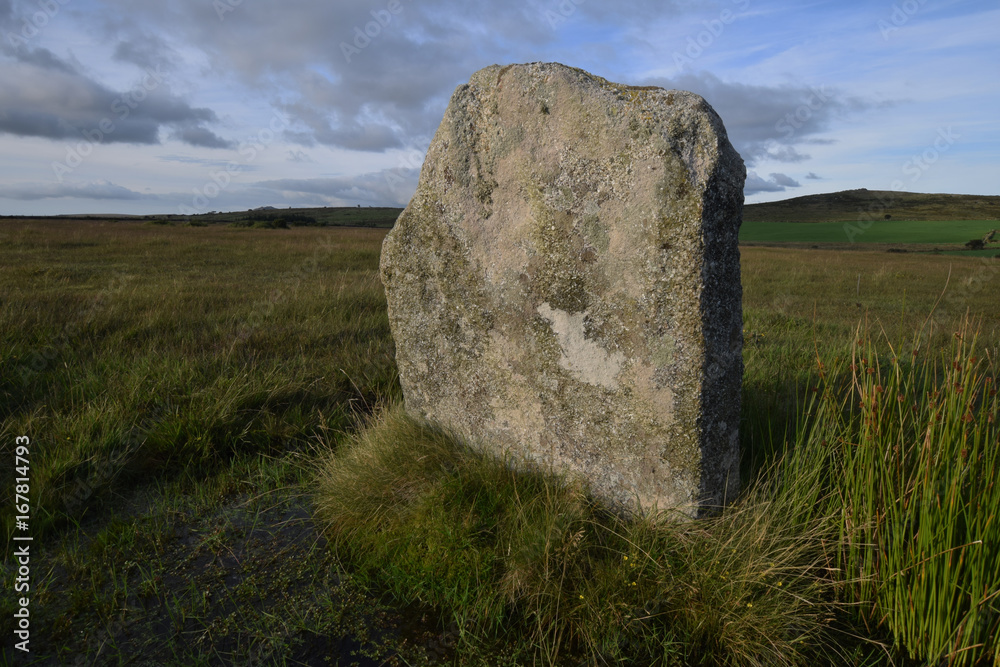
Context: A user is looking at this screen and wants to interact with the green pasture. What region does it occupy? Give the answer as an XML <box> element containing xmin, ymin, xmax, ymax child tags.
<box><xmin>740</xmin><ymin>218</ymin><xmax>998</xmax><ymax>245</ymax></box>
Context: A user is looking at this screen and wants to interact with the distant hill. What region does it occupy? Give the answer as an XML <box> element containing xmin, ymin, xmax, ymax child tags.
<box><xmin>2</xmin><ymin>206</ymin><xmax>406</xmax><ymax>227</ymax></box>
<box><xmin>189</xmin><ymin>191</ymin><xmax>998</xmax><ymax>227</ymax></box>
<box><xmin>743</xmin><ymin>189</ymin><xmax>1000</xmax><ymax>223</ymax></box>
<box><xmin>11</xmin><ymin>190</ymin><xmax>999</xmax><ymax>228</ymax></box>
<box><xmin>170</xmin><ymin>206</ymin><xmax>404</xmax><ymax>228</ymax></box>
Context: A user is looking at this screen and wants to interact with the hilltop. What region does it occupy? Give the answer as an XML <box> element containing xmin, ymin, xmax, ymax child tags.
<box><xmin>174</xmin><ymin>190</ymin><xmax>1000</xmax><ymax>228</ymax></box>
<box><xmin>168</xmin><ymin>206</ymin><xmax>404</xmax><ymax>228</ymax></box>
<box><xmin>7</xmin><ymin>190</ymin><xmax>1000</xmax><ymax>229</ymax></box>
<box><xmin>743</xmin><ymin>189</ymin><xmax>1000</xmax><ymax>223</ymax></box>
<box><xmin>0</xmin><ymin>206</ymin><xmax>405</xmax><ymax>228</ymax></box>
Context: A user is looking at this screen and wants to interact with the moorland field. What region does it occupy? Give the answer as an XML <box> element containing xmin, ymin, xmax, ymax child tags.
<box><xmin>1</xmin><ymin>198</ymin><xmax>998</xmax><ymax>665</ymax></box>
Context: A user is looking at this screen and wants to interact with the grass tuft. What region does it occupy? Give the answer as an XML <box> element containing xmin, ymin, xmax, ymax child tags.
<box><xmin>788</xmin><ymin>318</ymin><xmax>1000</xmax><ymax>665</ymax></box>
<box><xmin>314</xmin><ymin>316</ymin><xmax>1000</xmax><ymax>666</ymax></box>
<box><xmin>314</xmin><ymin>406</ymin><xmax>857</xmax><ymax>666</ymax></box>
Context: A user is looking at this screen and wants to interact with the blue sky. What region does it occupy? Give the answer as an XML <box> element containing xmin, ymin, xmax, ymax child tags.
<box><xmin>0</xmin><ymin>0</ymin><xmax>996</xmax><ymax>215</ymax></box>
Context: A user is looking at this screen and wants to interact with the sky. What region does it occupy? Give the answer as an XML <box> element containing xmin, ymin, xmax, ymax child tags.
<box><xmin>0</xmin><ymin>0</ymin><xmax>996</xmax><ymax>216</ymax></box>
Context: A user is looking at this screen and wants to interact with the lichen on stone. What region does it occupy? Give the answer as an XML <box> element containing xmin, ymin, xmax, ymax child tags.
<box><xmin>380</xmin><ymin>62</ymin><xmax>746</xmax><ymax>518</ymax></box>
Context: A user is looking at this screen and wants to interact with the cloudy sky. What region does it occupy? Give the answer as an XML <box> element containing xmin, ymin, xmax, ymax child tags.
<box><xmin>0</xmin><ymin>0</ymin><xmax>996</xmax><ymax>215</ymax></box>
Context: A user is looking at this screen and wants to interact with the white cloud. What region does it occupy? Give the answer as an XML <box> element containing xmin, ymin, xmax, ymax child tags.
<box><xmin>0</xmin><ymin>0</ymin><xmax>997</xmax><ymax>214</ymax></box>
<box><xmin>0</xmin><ymin>50</ymin><xmax>231</xmax><ymax>148</ymax></box>
<box><xmin>769</xmin><ymin>172</ymin><xmax>800</xmax><ymax>188</ymax></box>
<box><xmin>745</xmin><ymin>171</ymin><xmax>800</xmax><ymax>196</ymax></box>
<box><xmin>0</xmin><ymin>179</ymin><xmax>154</xmax><ymax>200</ymax></box>
<box><xmin>254</xmin><ymin>166</ymin><xmax>421</xmax><ymax>207</ymax></box>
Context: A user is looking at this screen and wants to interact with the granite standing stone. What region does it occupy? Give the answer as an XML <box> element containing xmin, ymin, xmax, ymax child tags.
<box><xmin>380</xmin><ymin>62</ymin><xmax>745</xmax><ymax>516</ymax></box>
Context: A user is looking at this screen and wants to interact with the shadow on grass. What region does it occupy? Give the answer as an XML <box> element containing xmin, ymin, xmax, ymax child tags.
<box><xmin>313</xmin><ymin>405</ymin><xmax>878</xmax><ymax>667</ymax></box>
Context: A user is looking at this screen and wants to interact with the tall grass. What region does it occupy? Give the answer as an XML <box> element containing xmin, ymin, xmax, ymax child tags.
<box><xmin>315</xmin><ymin>318</ymin><xmax>1000</xmax><ymax>665</ymax></box>
<box><xmin>787</xmin><ymin>320</ymin><xmax>1000</xmax><ymax>665</ymax></box>
<box><xmin>315</xmin><ymin>406</ymin><xmax>857</xmax><ymax>666</ymax></box>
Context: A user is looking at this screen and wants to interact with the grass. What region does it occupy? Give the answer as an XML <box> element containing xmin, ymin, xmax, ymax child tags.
<box><xmin>1</xmin><ymin>220</ymin><xmax>415</xmax><ymax>665</ymax></box>
<box><xmin>2</xmin><ymin>218</ymin><xmax>999</xmax><ymax>665</ymax></box>
<box><xmin>0</xmin><ymin>221</ymin><xmax>397</xmax><ymax>540</ymax></box>
<box><xmin>740</xmin><ymin>219</ymin><xmax>1000</xmax><ymax>246</ymax></box>
<box><xmin>315</xmin><ymin>406</ymin><xmax>854</xmax><ymax>666</ymax></box>
<box><xmin>836</xmin><ymin>327</ymin><xmax>999</xmax><ymax>663</ymax></box>
<box><xmin>739</xmin><ymin>246</ymin><xmax>1000</xmax><ymax>473</ymax></box>
<box><xmin>786</xmin><ymin>320</ymin><xmax>999</xmax><ymax>665</ymax></box>
<box><xmin>314</xmin><ymin>322</ymin><xmax>999</xmax><ymax>666</ymax></box>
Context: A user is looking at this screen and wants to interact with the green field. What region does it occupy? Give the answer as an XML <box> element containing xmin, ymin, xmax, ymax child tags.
<box><xmin>3</xmin><ymin>205</ymin><xmax>405</xmax><ymax>229</ymax></box>
<box><xmin>740</xmin><ymin>218</ymin><xmax>999</xmax><ymax>246</ymax></box>
<box><xmin>2</xmin><ymin>218</ymin><xmax>998</xmax><ymax>665</ymax></box>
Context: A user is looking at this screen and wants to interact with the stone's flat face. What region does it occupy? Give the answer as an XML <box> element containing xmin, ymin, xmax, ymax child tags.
<box><xmin>380</xmin><ymin>62</ymin><xmax>746</xmax><ymax>517</ymax></box>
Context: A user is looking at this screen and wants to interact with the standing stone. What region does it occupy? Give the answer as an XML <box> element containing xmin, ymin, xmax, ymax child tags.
<box><xmin>380</xmin><ymin>62</ymin><xmax>745</xmax><ymax>517</ymax></box>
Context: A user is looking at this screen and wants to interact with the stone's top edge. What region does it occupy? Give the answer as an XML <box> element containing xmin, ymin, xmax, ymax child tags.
<box><xmin>472</xmin><ymin>61</ymin><xmax>697</xmax><ymax>97</ymax></box>
<box><xmin>463</xmin><ymin>62</ymin><xmax>731</xmax><ymax>144</ymax></box>
<box><xmin>457</xmin><ymin>61</ymin><xmax>744</xmax><ymax>191</ymax></box>
<box><xmin>382</xmin><ymin>60</ymin><xmax>745</xmax><ymax>517</ymax></box>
